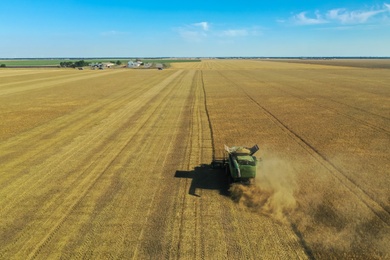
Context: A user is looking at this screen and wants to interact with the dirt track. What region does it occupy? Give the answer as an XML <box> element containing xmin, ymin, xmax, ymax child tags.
<box><xmin>0</xmin><ymin>60</ymin><xmax>389</xmax><ymax>259</ymax></box>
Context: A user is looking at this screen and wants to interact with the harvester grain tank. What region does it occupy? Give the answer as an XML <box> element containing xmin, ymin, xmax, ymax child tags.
<box><xmin>223</xmin><ymin>144</ymin><xmax>259</xmax><ymax>183</ymax></box>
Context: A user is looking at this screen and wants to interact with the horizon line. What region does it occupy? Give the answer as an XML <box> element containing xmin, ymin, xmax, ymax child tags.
<box><xmin>2</xmin><ymin>56</ymin><xmax>390</xmax><ymax>60</ymax></box>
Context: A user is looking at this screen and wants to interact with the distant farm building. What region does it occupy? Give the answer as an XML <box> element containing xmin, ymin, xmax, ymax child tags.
<box><xmin>102</xmin><ymin>62</ymin><xmax>115</xmax><ymax>68</ymax></box>
<box><xmin>127</xmin><ymin>60</ymin><xmax>142</xmax><ymax>68</ymax></box>
<box><xmin>90</xmin><ymin>62</ymin><xmax>115</xmax><ymax>69</ymax></box>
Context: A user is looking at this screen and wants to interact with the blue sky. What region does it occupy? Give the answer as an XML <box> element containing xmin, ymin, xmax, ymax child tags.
<box><xmin>1</xmin><ymin>0</ymin><xmax>389</xmax><ymax>57</ymax></box>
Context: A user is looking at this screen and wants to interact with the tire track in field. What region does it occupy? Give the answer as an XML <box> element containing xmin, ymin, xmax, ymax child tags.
<box><xmin>200</xmin><ymin>70</ymin><xmax>216</xmax><ymax>160</ymax></box>
<box><xmin>250</xmin><ymin>69</ymin><xmax>389</xmax><ymax>121</ymax></box>
<box><xmin>130</xmin><ymin>71</ymin><xmax>196</xmax><ymax>259</ymax></box>
<box><xmin>5</xmin><ymin>70</ymin><xmax>186</xmax><ymax>258</ymax></box>
<box><xmin>200</xmin><ymin>70</ymin><xmax>261</xmax><ymax>259</ymax></box>
<box><xmin>29</xmin><ymin>70</ymin><xmax>189</xmax><ymax>259</ymax></box>
<box><xmin>157</xmin><ymin>69</ymin><xmax>225</xmax><ymax>259</ymax></box>
<box><xmin>0</xmin><ymin>70</ymin><xmax>80</xmax><ymax>84</ymax></box>
<box><xmin>110</xmin><ymin>85</ymin><xmax>187</xmax><ymax>259</ymax></box>
<box><xmin>199</xmin><ymin>70</ymin><xmax>253</xmax><ymax>258</ymax></box>
<box><xmin>175</xmin><ymin>81</ymin><xmax>197</xmax><ymax>259</ymax></box>
<box><xmin>39</xmin><ymin>69</ymin><xmax>191</xmax><ymax>259</ymax></box>
<box><xmin>0</xmin><ymin>70</ymin><xmax>171</xmax><ymax>154</ymax></box>
<box><xmin>274</xmin><ymin>85</ymin><xmax>390</xmax><ymax>135</ymax></box>
<box><xmin>0</xmin><ymin>72</ymin><xmax>173</xmax><ymax>207</ymax></box>
<box><xmin>128</xmin><ymin>70</ymin><xmax>212</xmax><ymax>259</ymax></box>
<box><xmin>0</xmin><ymin>70</ymin><xmax>178</xmax><ymax>256</ymax></box>
<box><xmin>194</xmin><ymin>70</ymin><xmax>213</xmax><ymax>260</ymax></box>
<box><xmin>0</xmin><ymin>71</ymin><xmax>172</xmax><ymax>171</ymax></box>
<box><xmin>69</xmin><ymin>70</ymin><xmax>190</xmax><ymax>259</ymax></box>
<box><xmin>0</xmin><ymin>69</ymin><xmax>69</xmax><ymax>78</ymax></box>
<box><xmin>4</xmin><ymin>70</ymin><xmax>182</xmax><ymax>214</ymax></box>
<box><xmin>323</xmin><ymin>71</ymin><xmax>390</xmax><ymax>97</ymax></box>
<box><xmin>238</xmin><ymin>70</ymin><xmax>390</xmax><ymax>135</ymax></box>
<box><xmin>36</xmin><ymin>69</ymin><xmax>189</xmax><ymax>259</ymax></box>
<box><xmin>131</xmin><ymin>115</ymin><xmax>186</xmax><ymax>259</ymax></box>
<box><xmin>26</xmin><ymin>131</ymin><xmax>131</xmax><ymax>259</ymax></box>
<box><xmin>0</xmin><ymin>69</ymin><xmax>123</xmax><ymax>96</ymax></box>
<box><xmin>202</xmin><ymin>70</ymin><xmax>309</xmax><ymax>259</ymax></box>
<box><xmin>175</xmin><ymin>70</ymin><xmax>210</xmax><ymax>259</ymax></box>
<box><xmin>0</xmin><ymin>70</ymin><xmax>174</xmax><ymax>178</ymax></box>
<box><xmin>0</xmin><ymin>71</ymin><xmax>185</xmax><ymax>258</ymax></box>
<box><xmin>218</xmin><ymin>71</ymin><xmax>390</xmax><ymax>226</ymax></box>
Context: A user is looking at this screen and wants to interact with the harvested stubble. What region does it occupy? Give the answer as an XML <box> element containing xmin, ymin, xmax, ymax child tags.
<box><xmin>0</xmin><ymin>60</ymin><xmax>389</xmax><ymax>259</ymax></box>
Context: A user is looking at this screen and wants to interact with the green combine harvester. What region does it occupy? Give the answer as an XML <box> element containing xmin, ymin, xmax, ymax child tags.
<box><xmin>213</xmin><ymin>144</ymin><xmax>259</xmax><ymax>184</ymax></box>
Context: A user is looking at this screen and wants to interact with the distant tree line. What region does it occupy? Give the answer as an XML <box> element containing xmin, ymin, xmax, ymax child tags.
<box><xmin>0</xmin><ymin>64</ymin><xmax>6</xmax><ymax>67</ymax></box>
<box><xmin>59</xmin><ymin>60</ymin><xmax>122</xmax><ymax>68</ymax></box>
<box><xmin>60</xmin><ymin>60</ymin><xmax>90</xmax><ymax>68</ymax></box>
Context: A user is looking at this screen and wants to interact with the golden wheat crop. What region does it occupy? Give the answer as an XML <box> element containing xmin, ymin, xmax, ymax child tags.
<box><xmin>0</xmin><ymin>61</ymin><xmax>389</xmax><ymax>259</ymax></box>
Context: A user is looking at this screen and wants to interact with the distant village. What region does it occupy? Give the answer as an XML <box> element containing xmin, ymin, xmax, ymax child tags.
<box><xmin>89</xmin><ymin>59</ymin><xmax>163</xmax><ymax>70</ymax></box>
<box><xmin>0</xmin><ymin>57</ymin><xmax>202</xmax><ymax>69</ymax></box>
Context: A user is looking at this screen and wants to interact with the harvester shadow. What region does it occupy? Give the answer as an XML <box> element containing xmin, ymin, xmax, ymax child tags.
<box><xmin>174</xmin><ymin>164</ymin><xmax>230</xmax><ymax>197</ymax></box>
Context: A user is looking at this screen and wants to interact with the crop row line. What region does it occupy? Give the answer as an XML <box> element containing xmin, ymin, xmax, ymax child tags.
<box><xmin>240</xmin><ymin>70</ymin><xmax>389</xmax><ymax>135</ymax></box>
<box><xmin>131</xmin><ymin>70</ymin><xmax>194</xmax><ymax>259</ymax></box>
<box><xmin>232</xmin><ymin>77</ymin><xmax>390</xmax><ymax>226</ymax></box>
<box><xmin>0</xmin><ymin>69</ymin><xmax>123</xmax><ymax>96</ymax></box>
<box><xmin>0</xmin><ymin>71</ymin><xmax>172</xmax><ymax>212</ymax></box>
<box><xmin>29</xmin><ymin>70</ymin><xmax>186</xmax><ymax>259</ymax></box>
<box><xmin>0</xmin><ymin>70</ymin><xmax>183</xmax><ymax>258</ymax></box>
<box><xmin>80</xmin><ymin>72</ymin><xmax>186</xmax><ymax>257</ymax></box>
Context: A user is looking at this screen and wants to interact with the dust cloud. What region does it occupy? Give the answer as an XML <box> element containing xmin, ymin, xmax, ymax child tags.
<box><xmin>230</xmin><ymin>153</ymin><xmax>390</xmax><ymax>259</ymax></box>
<box><xmin>229</xmin><ymin>152</ymin><xmax>390</xmax><ymax>259</ymax></box>
<box><xmin>228</xmin><ymin>156</ymin><xmax>390</xmax><ymax>257</ymax></box>
<box><xmin>289</xmin><ymin>178</ymin><xmax>390</xmax><ymax>258</ymax></box>
<box><xmin>229</xmin><ymin>157</ymin><xmax>297</xmax><ymax>223</ymax></box>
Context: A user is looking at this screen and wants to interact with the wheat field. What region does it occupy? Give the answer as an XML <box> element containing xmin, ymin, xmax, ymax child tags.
<box><xmin>0</xmin><ymin>60</ymin><xmax>389</xmax><ymax>259</ymax></box>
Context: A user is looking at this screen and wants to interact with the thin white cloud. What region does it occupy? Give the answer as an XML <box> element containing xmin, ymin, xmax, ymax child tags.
<box><xmin>327</xmin><ymin>8</ymin><xmax>386</xmax><ymax>23</ymax></box>
<box><xmin>292</xmin><ymin>3</ymin><xmax>390</xmax><ymax>26</ymax></box>
<box><xmin>193</xmin><ymin>22</ymin><xmax>209</xmax><ymax>31</ymax></box>
<box><xmin>294</xmin><ymin>11</ymin><xmax>328</xmax><ymax>25</ymax></box>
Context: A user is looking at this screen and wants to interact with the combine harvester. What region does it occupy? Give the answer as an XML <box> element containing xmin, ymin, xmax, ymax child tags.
<box><xmin>213</xmin><ymin>144</ymin><xmax>260</xmax><ymax>184</ymax></box>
